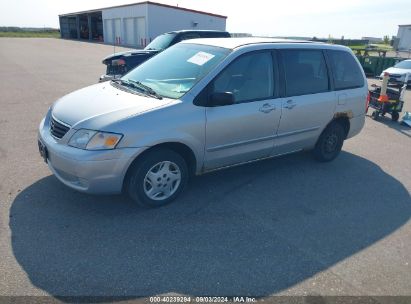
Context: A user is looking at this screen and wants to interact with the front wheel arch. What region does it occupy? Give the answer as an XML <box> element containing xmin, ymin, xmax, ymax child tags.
<box><xmin>122</xmin><ymin>142</ymin><xmax>197</xmax><ymax>193</ymax></box>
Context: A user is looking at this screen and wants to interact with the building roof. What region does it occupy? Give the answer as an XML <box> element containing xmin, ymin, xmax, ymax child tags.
<box><xmin>398</xmin><ymin>24</ymin><xmax>411</xmax><ymax>27</ymax></box>
<box><xmin>59</xmin><ymin>1</ymin><xmax>227</xmax><ymax>19</ymax></box>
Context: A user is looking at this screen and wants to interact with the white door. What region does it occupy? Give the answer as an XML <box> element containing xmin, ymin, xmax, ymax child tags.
<box><xmin>104</xmin><ymin>19</ymin><xmax>113</xmax><ymax>44</ymax></box>
<box><xmin>124</xmin><ymin>18</ymin><xmax>135</xmax><ymax>46</ymax></box>
<box><xmin>114</xmin><ymin>18</ymin><xmax>122</xmax><ymax>44</ymax></box>
<box><xmin>136</xmin><ymin>17</ymin><xmax>146</xmax><ymax>47</ymax></box>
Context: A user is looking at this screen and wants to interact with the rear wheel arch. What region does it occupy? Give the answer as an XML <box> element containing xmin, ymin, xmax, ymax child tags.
<box><xmin>331</xmin><ymin>113</ymin><xmax>351</xmax><ymax>138</ymax></box>
<box><xmin>313</xmin><ymin>119</ymin><xmax>346</xmax><ymax>162</ymax></box>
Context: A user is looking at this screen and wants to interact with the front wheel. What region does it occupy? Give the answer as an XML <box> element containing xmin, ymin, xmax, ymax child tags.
<box><xmin>125</xmin><ymin>149</ymin><xmax>189</xmax><ymax>208</ymax></box>
<box><xmin>313</xmin><ymin>122</ymin><xmax>345</xmax><ymax>162</ymax></box>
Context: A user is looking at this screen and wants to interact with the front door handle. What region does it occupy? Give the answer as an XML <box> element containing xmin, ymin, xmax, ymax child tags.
<box><xmin>284</xmin><ymin>99</ymin><xmax>297</xmax><ymax>110</ymax></box>
<box><xmin>259</xmin><ymin>103</ymin><xmax>276</xmax><ymax>113</ymax></box>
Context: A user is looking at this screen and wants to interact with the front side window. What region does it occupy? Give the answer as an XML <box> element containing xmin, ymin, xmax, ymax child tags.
<box><xmin>124</xmin><ymin>43</ymin><xmax>230</xmax><ymax>99</ymax></box>
<box><xmin>282</xmin><ymin>49</ymin><xmax>329</xmax><ymax>96</ymax></box>
<box><xmin>327</xmin><ymin>50</ymin><xmax>364</xmax><ymax>90</ymax></box>
<box><xmin>211</xmin><ymin>51</ymin><xmax>274</xmax><ymax>103</ymax></box>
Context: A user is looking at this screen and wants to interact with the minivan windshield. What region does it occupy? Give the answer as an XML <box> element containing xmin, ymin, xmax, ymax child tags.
<box><xmin>394</xmin><ymin>60</ymin><xmax>411</xmax><ymax>70</ymax></box>
<box><xmin>144</xmin><ymin>33</ymin><xmax>176</xmax><ymax>50</ymax></box>
<box><xmin>123</xmin><ymin>43</ymin><xmax>231</xmax><ymax>99</ymax></box>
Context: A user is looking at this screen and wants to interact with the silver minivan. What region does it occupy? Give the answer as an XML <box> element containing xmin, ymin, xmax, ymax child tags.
<box><xmin>38</xmin><ymin>38</ymin><xmax>367</xmax><ymax>207</ymax></box>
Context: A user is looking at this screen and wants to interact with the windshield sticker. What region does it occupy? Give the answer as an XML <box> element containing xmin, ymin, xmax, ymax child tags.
<box><xmin>187</xmin><ymin>52</ymin><xmax>215</xmax><ymax>66</ymax></box>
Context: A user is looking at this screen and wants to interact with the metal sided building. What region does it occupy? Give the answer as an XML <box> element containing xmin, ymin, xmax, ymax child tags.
<box><xmin>397</xmin><ymin>24</ymin><xmax>411</xmax><ymax>51</ymax></box>
<box><xmin>59</xmin><ymin>1</ymin><xmax>227</xmax><ymax>48</ymax></box>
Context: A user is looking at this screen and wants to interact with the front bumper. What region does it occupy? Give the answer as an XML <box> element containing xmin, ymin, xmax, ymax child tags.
<box><xmin>38</xmin><ymin>117</ymin><xmax>144</xmax><ymax>194</ymax></box>
<box><xmin>379</xmin><ymin>75</ymin><xmax>411</xmax><ymax>85</ymax></box>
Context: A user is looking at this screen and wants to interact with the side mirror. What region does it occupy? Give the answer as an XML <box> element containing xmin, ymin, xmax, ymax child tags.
<box><xmin>209</xmin><ymin>92</ymin><xmax>235</xmax><ymax>107</ymax></box>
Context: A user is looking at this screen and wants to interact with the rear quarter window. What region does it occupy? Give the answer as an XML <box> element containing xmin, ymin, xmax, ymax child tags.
<box><xmin>327</xmin><ymin>50</ymin><xmax>364</xmax><ymax>90</ymax></box>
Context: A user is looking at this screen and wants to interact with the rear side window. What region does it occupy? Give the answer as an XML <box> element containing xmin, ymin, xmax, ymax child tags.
<box><xmin>327</xmin><ymin>50</ymin><xmax>364</xmax><ymax>90</ymax></box>
<box><xmin>178</xmin><ymin>33</ymin><xmax>201</xmax><ymax>42</ymax></box>
<box><xmin>202</xmin><ymin>32</ymin><xmax>230</xmax><ymax>38</ymax></box>
<box><xmin>281</xmin><ymin>49</ymin><xmax>329</xmax><ymax>96</ymax></box>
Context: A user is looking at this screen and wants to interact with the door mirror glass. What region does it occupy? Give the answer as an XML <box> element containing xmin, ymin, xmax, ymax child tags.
<box><xmin>209</xmin><ymin>92</ymin><xmax>235</xmax><ymax>107</ymax></box>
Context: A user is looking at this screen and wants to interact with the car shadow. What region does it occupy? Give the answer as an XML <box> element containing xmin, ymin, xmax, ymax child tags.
<box><xmin>9</xmin><ymin>151</ymin><xmax>411</xmax><ymax>299</ymax></box>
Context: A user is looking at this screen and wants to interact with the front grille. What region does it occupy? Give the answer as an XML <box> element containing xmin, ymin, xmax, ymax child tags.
<box><xmin>50</xmin><ymin>117</ymin><xmax>70</xmax><ymax>139</ymax></box>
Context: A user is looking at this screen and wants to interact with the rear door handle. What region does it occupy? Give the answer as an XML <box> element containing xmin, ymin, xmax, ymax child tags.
<box><xmin>284</xmin><ymin>99</ymin><xmax>297</xmax><ymax>110</ymax></box>
<box><xmin>259</xmin><ymin>103</ymin><xmax>276</xmax><ymax>113</ymax></box>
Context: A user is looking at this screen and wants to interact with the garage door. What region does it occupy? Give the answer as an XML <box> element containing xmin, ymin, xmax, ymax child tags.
<box><xmin>124</xmin><ymin>18</ymin><xmax>135</xmax><ymax>46</ymax></box>
<box><xmin>114</xmin><ymin>18</ymin><xmax>122</xmax><ymax>44</ymax></box>
<box><xmin>104</xmin><ymin>19</ymin><xmax>113</xmax><ymax>44</ymax></box>
<box><xmin>136</xmin><ymin>17</ymin><xmax>146</xmax><ymax>47</ymax></box>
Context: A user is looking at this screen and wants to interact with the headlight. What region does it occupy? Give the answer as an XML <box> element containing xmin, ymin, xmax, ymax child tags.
<box><xmin>68</xmin><ymin>129</ymin><xmax>123</xmax><ymax>150</ymax></box>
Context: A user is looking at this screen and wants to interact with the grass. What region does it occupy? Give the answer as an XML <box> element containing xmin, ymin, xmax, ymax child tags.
<box><xmin>348</xmin><ymin>44</ymin><xmax>393</xmax><ymax>51</ymax></box>
<box><xmin>373</xmin><ymin>44</ymin><xmax>393</xmax><ymax>51</ymax></box>
<box><xmin>0</xmin><ymin>31</ymin><xmax>60</xmax><ymax>38</ymax></box>
<box><xmin>349</xmin><ymin>45</ymin><xmax>366</xmax><ymax>50</ymax></box>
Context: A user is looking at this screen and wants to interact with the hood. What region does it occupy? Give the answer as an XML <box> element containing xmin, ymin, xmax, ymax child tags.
<box><xmin>102</xmin><ymin>49</ymin><xmax>159</xmax><ymax>63</ymax></box>
<box><xmin>383</xmin><ymin>67</ymin><xmax>411</xmax><ymax>75</ymax></box>
<box><xmin>52</xmin><ymin>82</ymin><xmax>172</xmax><ymax>129</ymax></box>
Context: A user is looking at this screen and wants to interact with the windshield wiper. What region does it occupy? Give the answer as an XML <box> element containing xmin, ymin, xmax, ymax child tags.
<box><xmin>111</xmin><ymin>79</ymin><xmax>162</xmax><ymax>100</ymax></box>
<box><xmin>127</xmin><ymin>79</ymin><xmax>163</xmax><ymax>100</ymax></box>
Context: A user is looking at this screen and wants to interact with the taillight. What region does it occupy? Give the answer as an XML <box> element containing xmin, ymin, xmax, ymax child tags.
<box><xmin>112</xmin><ymin>58</ymin><xmax>126</xmax><ymax>66</ymax></box>
<box><xmin>366</xmin><ymin>91</ymin><xmax>370</xmax><ymax>113</ymax></box>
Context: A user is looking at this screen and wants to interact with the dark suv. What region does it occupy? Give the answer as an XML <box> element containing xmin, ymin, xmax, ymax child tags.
<box><xmin>99</xmin><ymin>30</ymin><xmax>231</xmax><ymax>82</ymax></box>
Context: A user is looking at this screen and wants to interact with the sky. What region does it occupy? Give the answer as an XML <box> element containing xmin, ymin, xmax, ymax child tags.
<box><xmin>0</xmin><ymin>0</ymin><xmax>410</xmax><ymax>38</ymax></box>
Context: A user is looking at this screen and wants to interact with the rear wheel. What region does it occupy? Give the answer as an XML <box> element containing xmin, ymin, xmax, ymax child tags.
<box><xmin>391</xmin><ymin>111</ymin><xmax>399</xmax><ymax>122</ymax></box>
<box><xmin>313</xmin><ymin>121</ymin><xmax>345</xmax><ymax>162</ymax></box>
<box><xmin>125</xmin><ymin>149</ymin><xmax>189</xmax><ymax>208</ymax></box>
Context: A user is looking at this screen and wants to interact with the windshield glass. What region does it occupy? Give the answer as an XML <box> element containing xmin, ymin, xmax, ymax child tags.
<box><xmin>394</xmin><ymin>60</ymin><xmax>411</xmax><ymax>69</ymax></box>
<box><xmin>123</xmin><ymin>43</ymin><xmax>231</xmax><ymax>99</ymax></box>
<box><xmin>144</xmin><ymin>33</ymin><xmax>176</xmax><ymax>50</ymax></box>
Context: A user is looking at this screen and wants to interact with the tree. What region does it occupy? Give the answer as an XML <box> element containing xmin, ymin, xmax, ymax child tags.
<box><xmin>383</xmin><ymin>35</ymin><xmax>390</xmax><ymax>45</ymax></box>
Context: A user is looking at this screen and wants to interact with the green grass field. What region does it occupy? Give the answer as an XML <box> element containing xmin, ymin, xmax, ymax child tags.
<box><xmin>0</xmin><ymin>31</ymin><xmax>60</xmax><ymax>38</ymax></box>
<box><xmin>373</xmin><ymin>44</ymin><xmax>393</xmax><ymax>51</ymax></box>
<box><xmin>349</xmin><ymin>44</ymin><xmax>393</xmax><ymax>51</ymax></box>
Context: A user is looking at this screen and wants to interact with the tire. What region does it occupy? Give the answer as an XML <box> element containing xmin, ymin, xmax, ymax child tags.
<box><xmin>371</xmin><ymin>110</ymin><xmax>379</xmax><ymax>120</ymax></box>
<box><xmin>125</xmin><ymin>149</ymin><xmax>189</xmax><ymax>208</ymax></box>
<box><xmin>391</xmin><ymin>111</ymin><xmax>399</xmax><ymax>122</ymax></box>
<box><xmin>313</xmin><ymin>121</ymin><xmax>345</xmax><ymax>162</ymax></box>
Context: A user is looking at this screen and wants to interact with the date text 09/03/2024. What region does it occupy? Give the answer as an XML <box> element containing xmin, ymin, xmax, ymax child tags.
<box><xmin>149</xmin><ymin>296</ymin><xmax>257</xmax><ymax>303</ymax></box>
